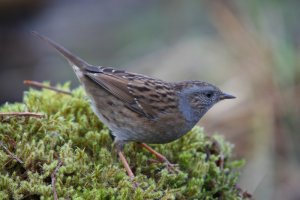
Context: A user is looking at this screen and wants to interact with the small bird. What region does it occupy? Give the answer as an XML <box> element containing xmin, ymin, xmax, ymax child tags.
<box><xmin>32</xmin><ymin>31</ymin><xmax>235</xmax><ymax>181</ymax></box>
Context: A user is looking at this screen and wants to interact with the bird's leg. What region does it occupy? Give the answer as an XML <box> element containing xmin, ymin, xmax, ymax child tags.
<box><xmin>140</xmin><ymin>143</ymin><xmax>179</xmax><ymax>173</ymax></box>
<box><xmin>114</xmin><ymin>140</ymin><xmax>138</xmax><ymax>187</ymax></box>
<box><xmin>117</xmin><ymin>151</ymin><xmax>135</xmax><ymax>180</ymax></box>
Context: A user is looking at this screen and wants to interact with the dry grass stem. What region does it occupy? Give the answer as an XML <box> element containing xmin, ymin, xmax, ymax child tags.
<box><xmin>51</xmin><ymin>159</ymin><xmax>63</xmax><ymax>200</ymax></box>
<box><xmin>24</xmin><ymin>80</ymin><xmax>72</xmax><ymax>95</ymax></box>
<box><xmin>0</xmin><ymin>112</ymin><xmax>45</xmax><ymax>118</ymax></box>
<box><xmin>0</xmin><ymin>141</ymin><xmax>23</xmax><ymax>164</ymax></box>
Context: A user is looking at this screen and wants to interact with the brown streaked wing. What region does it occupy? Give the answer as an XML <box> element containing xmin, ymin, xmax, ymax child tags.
<box><xmin>85</xmin><ymin>70</ymin><xmax>163</xmax><ymax>120</ymax></box>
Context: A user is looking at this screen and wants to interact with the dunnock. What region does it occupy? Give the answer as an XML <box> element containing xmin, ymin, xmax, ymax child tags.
<box><xmin>32</xmin><ymin>31</ymin><xmax>235</xmax><ymax>181</ymax></box>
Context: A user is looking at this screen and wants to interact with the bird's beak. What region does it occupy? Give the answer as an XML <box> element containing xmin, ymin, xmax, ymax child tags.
<box><xmin>219</xmin><ymin>92</ymin><xmax>236</xmax><ymax>100</ymax></box>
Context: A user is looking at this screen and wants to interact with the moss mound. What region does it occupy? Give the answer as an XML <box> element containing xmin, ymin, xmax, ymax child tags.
<box><xmin>0</xmin><ymin>83</ymin><xmax>249</xmax><ymax>199</ymax></box>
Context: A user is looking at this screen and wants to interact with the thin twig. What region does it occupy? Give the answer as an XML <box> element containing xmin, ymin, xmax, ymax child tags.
<box><xmin>0</xmin><ymin>141</ymin><xmax>23</xmax><ymax>164</ymax></box>
<box><xmin>0</xmin><ymin>112</ymin><xmax>45</xmax><ymax>118</ymax></box>
<box><xmin>51</xmin><ymin>159</ymin><xmax>63</xmax><ymax>200</ymax></box>
<box><xmin>24</xmin><ymin>80</ymin><xmax>72</xmax><ymax>95</ymax></box>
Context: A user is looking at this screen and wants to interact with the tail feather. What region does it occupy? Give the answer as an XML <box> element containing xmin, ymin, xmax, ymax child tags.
<box><xmin>31</xmin><ymin>31</ymin><xmax>90</xmax><ymax>70</ymax></box>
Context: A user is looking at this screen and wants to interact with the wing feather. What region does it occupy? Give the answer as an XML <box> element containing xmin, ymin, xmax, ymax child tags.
<box><xmin>86</xmin><ymin>71</ymin><xmax>156</xmax><ymax>119</ymax></box>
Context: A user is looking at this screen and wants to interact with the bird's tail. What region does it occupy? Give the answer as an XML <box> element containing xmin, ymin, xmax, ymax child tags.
<box><xmin>31</xmin><ymin>31</ymin><xmax>90</xmax><ymax>70</ymax></box>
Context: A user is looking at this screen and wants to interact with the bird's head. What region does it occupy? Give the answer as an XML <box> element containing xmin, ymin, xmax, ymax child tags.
<box><xmin>176</xmin><ymin>81</ymin><xmax>235</xmax><ymax>123</ymax></box>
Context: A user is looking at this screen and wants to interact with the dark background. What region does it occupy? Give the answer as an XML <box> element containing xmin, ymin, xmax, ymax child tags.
<box><xmin>1</xmin><ymin>1</ymin><xmax>300</xmax><ymax>199</ymax></box>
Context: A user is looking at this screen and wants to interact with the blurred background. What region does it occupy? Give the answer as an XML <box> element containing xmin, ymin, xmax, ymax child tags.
<box><xmin>1</xmin><ymin>0</ymin><xmax>299</xmax><ymax>199</ymax></box>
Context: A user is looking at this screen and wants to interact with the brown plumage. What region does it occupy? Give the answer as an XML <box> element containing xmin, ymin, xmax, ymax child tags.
<box><xmin>32</xmin><ymin>31</ymin><xmax>235</xmax><ymax>183</ymax></box>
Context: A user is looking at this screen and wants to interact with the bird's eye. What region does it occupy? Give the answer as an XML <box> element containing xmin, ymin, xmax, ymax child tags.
<box><xmin>205</xmin><ymin>92</ymin><xmax>213</xmax><ymax>98</ymax></box>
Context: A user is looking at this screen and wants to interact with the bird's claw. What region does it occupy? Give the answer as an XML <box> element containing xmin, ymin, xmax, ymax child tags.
<box><xmin>132</xmin><ymin>181</ymin><xmax>139</xmax><ymax>189</ymax></box>
<box><xmin>163</xmin><ymin>160</ymin><xmax>180</xmax><ymax>173</ymax></box>
<box><xmin>148</xmin><ymin>158</ymin><xmax>179</xmax><ymax>173</ymax></box>
<box><xmin>128</xmin><ymin>176</ymin><xmax>139</xmax><ymax>189</ymax></box>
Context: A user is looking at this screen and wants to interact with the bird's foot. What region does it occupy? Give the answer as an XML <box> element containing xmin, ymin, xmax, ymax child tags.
<box><xmin>165</xmin><ymin>161</ymin><xmax>179</xmax><ymax>173</ymax></box>
<box><xmin>141</xmin><ymin>143</ymin><xmax>180</xmax><ymax>173</ymax></box>
<box><xmin>131</xmin><ymin>178</ymin><xmax>139</xmax><ymax>189</ymax></box>
<box><xmin>157</xmin><ymin>156</ymin><xmax>179</xmax><ymax>173</ymax></box>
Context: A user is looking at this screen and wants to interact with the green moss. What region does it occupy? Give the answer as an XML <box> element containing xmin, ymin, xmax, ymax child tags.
<box><xmin>0</xmin><ymin>83</ymin><xmax>249</xmax><ymax>199</ymax></box>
